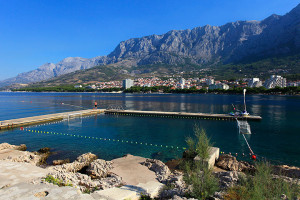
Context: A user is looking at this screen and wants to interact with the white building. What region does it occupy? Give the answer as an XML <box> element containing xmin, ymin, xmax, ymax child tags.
<box><xmin>180</xmin><ymin>78</ymin><xmax>185</xmax><ymax>89</ymax></box>
<box><xmin>122</xmin><ymin>79</ymin><xmax>134</xmax><ymax>89</ymax></box>
<box><xmin>209</xmin><ymin>83</ymin><xmax>229</xmax><ymax>90</ymax></box>
<box><xmin>264</xmin><ymin>75</ymin><xmax>286</xmax><ymax>89</ymax></box>
<box><xmin>206</xmin><ymin>78</ymin><xmax>214</xmax><ymax>85</ymax></box>
<box><xmin>86</xmin><ymin>85</ymin><xmax>96</xmax><ymax>89</ymax></box>
<box><xmin>74</xmin><ymin>85</ymin><xmax>82</xmax><ymax>88</ymax></box>
<box><xmin>248</xmin><ymin>78</ymin><xmax>262</xmax><ymax>88</ymax></box>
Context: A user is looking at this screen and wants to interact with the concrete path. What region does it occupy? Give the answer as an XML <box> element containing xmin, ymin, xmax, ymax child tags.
<box><xmin>110</xmin><ymin>154</ymin><xmax>159</xmax><ymax>185</ymax></box>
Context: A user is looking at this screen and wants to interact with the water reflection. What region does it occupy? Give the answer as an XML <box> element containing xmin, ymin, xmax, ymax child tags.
<box><xmin>0</xmin><ymin>93</ymin><xmax>300</xmax><ymax>166</ymax></box>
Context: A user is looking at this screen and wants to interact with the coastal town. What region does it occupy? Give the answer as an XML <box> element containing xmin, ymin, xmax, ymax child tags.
<box><xmin>77</xmin><ymin>75</ymin><xmax>299</xmax><ymax>91</ymax></box>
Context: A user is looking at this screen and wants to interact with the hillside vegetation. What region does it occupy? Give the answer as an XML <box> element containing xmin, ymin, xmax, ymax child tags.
<box><xmin>24</xmin><ymin>53</ymin><xmax>300</xmax><ymax>88</ymax></box>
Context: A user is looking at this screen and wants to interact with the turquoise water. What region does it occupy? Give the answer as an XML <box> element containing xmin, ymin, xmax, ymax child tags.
<box><xmin>0</xmin><ymin>92</ymin><xmax>299</xmax><ymax>166</ymax></box>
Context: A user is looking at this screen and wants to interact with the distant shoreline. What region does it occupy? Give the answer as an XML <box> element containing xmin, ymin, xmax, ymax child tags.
<box><xmin>6</xmin><ymin>90</ymin><xmax>300</xmax><ymax>96</ymax></box>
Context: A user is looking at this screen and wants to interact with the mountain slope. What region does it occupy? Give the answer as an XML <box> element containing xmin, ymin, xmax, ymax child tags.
<box><xmin>26</xmin><ymin>52</ymin><xmax>300</xmax><ymax>87</ymax></box>
<box><xmin>1</xmin><ymin>3</ymin><xmax>300</xmax><ymax>88</ymax></box>
<box><xmin>108</xmin><ymin>4</ymin><xmax>300</xmax><ymax>64</ymax></box>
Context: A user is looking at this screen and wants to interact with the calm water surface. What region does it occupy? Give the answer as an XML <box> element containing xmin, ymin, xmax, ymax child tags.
<box><xmin>0</xmin><ymin>92</ymin><xmax>299</xmax><ymax>166</ymax></box>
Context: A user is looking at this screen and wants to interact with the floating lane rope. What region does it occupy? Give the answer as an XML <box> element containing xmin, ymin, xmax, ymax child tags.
<box><xmin>22</xmin><ymin>128</ymin><xmax>186</xmax><ymax>151</ymax></box>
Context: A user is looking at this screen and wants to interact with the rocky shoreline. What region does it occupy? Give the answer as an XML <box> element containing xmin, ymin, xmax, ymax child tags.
<box><xmin>0</xmin><ymin>143</ymin><xmax>299</xmax><ymax>200</ymax></box>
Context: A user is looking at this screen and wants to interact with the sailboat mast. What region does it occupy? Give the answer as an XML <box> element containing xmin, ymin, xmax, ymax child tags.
<box><xmin>243</xmin><ymin>89</ymin><xmax>247</xmax><ymax>111</ymax></box>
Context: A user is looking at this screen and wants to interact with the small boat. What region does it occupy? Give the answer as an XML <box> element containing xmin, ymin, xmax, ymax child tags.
<box><xmin>241</xmin><ymin>110</ymin><xmax>249</xmax><ymax>117</ymax></box>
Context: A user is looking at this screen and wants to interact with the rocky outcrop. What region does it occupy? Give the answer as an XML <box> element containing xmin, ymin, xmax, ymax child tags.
<box><xmin>86</xmin><ymin>159</ymin><xmax>113</xmax><ymax>179</ymax></box>
<box><xmin>168</xmin><ymin>195</ymin><xmax>197</xmax><ymax>200</ymax></box>
<box><xmin>0</xmin><ymin>143</ymin><xmax>57</xmax><ymax>165</ymax></box>
<box><xmin>38</xmin><ymin>147</ymin><xmax>51</xmax><ymax>154</ymax></box>
<box><xmin>273</xmin><ymin>165</ymin><xmax>300</xmax><ymax>179</ymax></box>
<box><xmin>141</xmin><ymin>159</ymin><xmax>171</xmax><ymax>182</ymax></box>
<box><xmin>272</xmin><ymin>174</ymin><xmax>300</xmax><ymax>185</ymax></box>
<box><xmin>47</xmin><ymin>153</ymin><xmax>123</xmax><ymax>192</ymax></box>
<box><xmin>216</xmin><ymin>154</ymin><xmax>255</xmax><ymax>172</ymax></box>
<box><xmin>52</xmin><ymin>159</ymin><xmax>70</xmax><ymax>165</ymax></box>
<box><xmin>160</xmin><ymin>171</ymin><xmax>187</xmax><ymax>199</ymax></box>
<box><xmin>214</xmin><ymin>171</ymin><xmax>240</xmax><ymax>190</ymax></box>
<box><xmin>49</xmin><ymin>153</ymin><xmax>97</xmax><ymax>173</ymax></box>
<box><xmin>3</xmin><ymin>151</ymin><xmax>42</xmax><ymax>165</ymax></box>
<box><xmin>0</xmin><ymin>143</ymin><xmax>27</xmax><ymax>151</ymax></box>
<box><xmin>97</xmin><ymin>173</ymin><xmax>123</xmax><ymax>189</ymax></box>
<box><xmin>76</xmin><ymin>153</ymin><xmax>98</xmax><ymax>164</ymax></box>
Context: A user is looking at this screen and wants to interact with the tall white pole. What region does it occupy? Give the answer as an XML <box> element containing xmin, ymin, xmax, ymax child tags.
<box><xmin>243</xmin><ymin>89</ymin><xmax>247</xmax><ymax>111</ymax></box>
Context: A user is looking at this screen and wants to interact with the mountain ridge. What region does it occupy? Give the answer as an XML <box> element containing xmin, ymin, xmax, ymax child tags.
<box><xmin>1</xmin><ymin>3</ymin><xmax>300</xmax><ymax>88</ymax></box>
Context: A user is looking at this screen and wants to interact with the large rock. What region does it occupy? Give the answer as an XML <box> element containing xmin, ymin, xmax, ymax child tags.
<box><xmin>97</xmin><ymin>173</ymin><xmax>123</xmax><ymax>190</ymax></box>
<box><xmin>216</xmin><ymin>154</ymin><xmax>255</xmax><ymax>172</ymax></box>
<box><xmin>0</xmin><ymin>143</ymin><xmax>27</xmax><ymax>151</ymax></box>
<box><xmin>48</xmin><ymin>171</ymin><xmax>123</xmax><ymax>192</ymax></box>
<box><xmin>273</xmin><ymin>165</ymin><xmax>300</xmax><ymax>179</ymax></box>
<box><xmin>160</xmin><ymin>171</ymin><xmax>187</xmax><ymax>199</ymax></box>
<box><xmin>38</xmin><ymin>147</ymin><xmax>50</xmax><ymax>154</ymax></box>
<box><xmin>76</xmin><ymin>153</ymin><xmax>98</xmax><ymax>164</ymax></box>
<box><xmin>272</xmin><ymin>174</ymin><xmax>300</xmax><ymax>185</ymax></box>
<box><xmin>87</xmin><ymin>159</ymin><xmax>113</xmax><ymax>179</ymax></box>
<box><xmin>141</xmin><ymin>159</ymin><xmax>171</xmax><ymax>182</ymax></box>
<box><xmin>214</xmin><ymin>171</ymin><xmax>240</xmax><ymax>189</ymax></box>
<box><xmin>0</xmin><ymin>149</ymin><xmax>42</xmax><ymax>165</ymax></box>
<box><xmin>46</xmin><ymin>152</ymin><xmax>125</xmax><ymax>192</ymax></box>
<box><xmin>49</xmin><ymin>153</ymin><xmax>97</xmax><ymax>173</ymax></box>
<box><xmin>49</xmin><ymin>161</ymin><xmax>85</xmax><ymax>173</ymax></box>
<box><xmin>168</xmin><ymin>195</ymin><xmax>197</xmax><ymax>200</ymax></box>
<box><xmin>48</xmin><ymin>171</ymin><xmax>97</xmax><ymax>190</ymax></box>
<box><xmin>52</xmin><ymin>159</ymin><xmax>70</xmax><ymax>166</ymax></box>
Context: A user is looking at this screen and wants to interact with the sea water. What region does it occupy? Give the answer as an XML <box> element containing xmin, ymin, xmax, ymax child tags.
<box><xmin>0</xmin><ymin>92</ymin><xmax>299</xmax><ymax>166</ymax></box>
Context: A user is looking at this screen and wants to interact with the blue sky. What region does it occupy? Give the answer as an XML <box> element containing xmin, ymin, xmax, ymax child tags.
<box><xmin>0</xmin><ymin>0</ymin><xmax>299</xmax><ymax>80</ymax></box>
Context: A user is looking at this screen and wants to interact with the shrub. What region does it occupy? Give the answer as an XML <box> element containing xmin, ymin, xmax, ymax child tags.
<box><xmin>224</xmin><ymin>161</ymin><xmax>300</xmax><ymax>200</ymax></box>
<box><xmin>44</xmin><ymin>175</ymin><xmax>73</xmax><ymax>187</ymax></box>
<box><xmin>139</xmin><ymin>193</ymin><xmax>152</xmax><ymax>200</ymax></box>
<box><xmin>182</xmin><ymin>126</ymin><xmax>219</xmax><ymax>200</ymax></box>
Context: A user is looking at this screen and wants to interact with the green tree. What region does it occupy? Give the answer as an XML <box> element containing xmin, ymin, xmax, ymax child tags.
<box><xmin>183</xmin><ymin>126</ymin><xmax>219</xmax><ymax>199</ymax></box>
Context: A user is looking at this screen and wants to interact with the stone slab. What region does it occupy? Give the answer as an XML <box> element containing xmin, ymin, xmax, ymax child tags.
<box><xmin>136</xmin><ymin>181</ymin><xmax>164</xmax><ymax>198</ymax></box>
<box><xmin>0</xmin><ymin>182</ymin><xmax>99</xmax><ymax>200</ymax></box>
<box><xmin>194</xmin><ymin>147</ymin><xmax>220</xmax><ymax>169</ymax></box>
<box><xmin>0</xmin><ymin>160</ymin><xmax>50</xmax><ymax>188</ymax></box>
<box><xmin>93</xmin><ymin>186</ymin><xmax>141</xmax><ymax>200</ymax></box>
<box><xmin>93</xmin><ymin>181</ymin><xmax>164</xmax><ymax>200</ymax></box>
<box><xmin>110</xmin><ymin>154</ymin><xmax>159</xmax><ymax>185</ymax></box>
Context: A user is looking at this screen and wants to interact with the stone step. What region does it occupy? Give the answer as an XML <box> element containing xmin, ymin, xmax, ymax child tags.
<box><xmin>92</xmin><ymin>181</ymin><xmax>164</xmax><ymax>200</ymax></box>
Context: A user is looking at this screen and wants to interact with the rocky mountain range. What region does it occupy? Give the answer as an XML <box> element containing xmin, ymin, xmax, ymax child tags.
<box><xmin>1</xmin><ymin>3</ymin><xmax>299</xmax><ymax>88</ymax></box>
